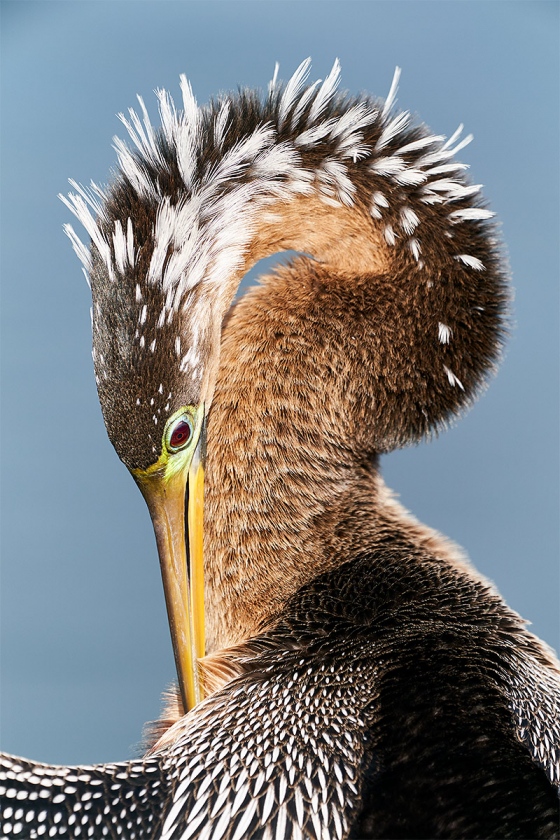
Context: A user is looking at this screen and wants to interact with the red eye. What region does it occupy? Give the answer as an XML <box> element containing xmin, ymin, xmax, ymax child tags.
<box><xmin>169</xmin><ymin>419</ymin><xmax>192</xmax><ymax>450</ymax></box>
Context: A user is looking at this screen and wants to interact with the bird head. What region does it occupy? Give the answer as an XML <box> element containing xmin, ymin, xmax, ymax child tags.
<box><xmin>80</xmin><ymin>215</ymin><xmax>221</xmax><ymax>710</ymax></box>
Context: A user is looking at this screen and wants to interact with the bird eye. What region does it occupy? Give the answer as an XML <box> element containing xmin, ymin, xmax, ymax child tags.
<box><xmin>168</xmin><ymin>418</ymin><xmax>193</xmax><ymax>451</ymax></box>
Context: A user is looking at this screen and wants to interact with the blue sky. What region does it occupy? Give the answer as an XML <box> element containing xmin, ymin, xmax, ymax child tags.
<box><xmin>1</xmin><ymin>1</ymin><xmax>558</xmax><ymax>765</ymax></box>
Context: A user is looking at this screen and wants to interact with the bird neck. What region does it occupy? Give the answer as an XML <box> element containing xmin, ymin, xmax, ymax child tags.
<box><xmin>195</xmin><ymin>129</ymin><xmax>505</xmax><ymax>654</ymax></box>
<box><xmin>203</xmin><ymin>256</ymin><xmax>479</xmax><ymax>653</ymax></box>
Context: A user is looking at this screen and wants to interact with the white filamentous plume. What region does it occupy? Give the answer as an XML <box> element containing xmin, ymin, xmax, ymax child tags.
<box><xmin>278</xmin><ymin>57</ymin><xmax>313</xmax><ymax>127</ymax></box>
<box><xmin>455</xmin><ymin>254</ymin><xmax>486</xmax><ymax>271</ymax></box>
<box><xmin>438</xmin><ymin>323</ymin><xmax>453</xmax><ymax>344</ymax></box>
<box><xmin>444</xmin><ymin>365</ymin><xmax>465</xmax><ymax>390</ymax></box>
<box><xmin>382</xmin><ymin>66</ymin><xmax>401</xmax><ymax>117</ymax></box>
<box><xmin>307</xmin><ymin>58</ymin><xmax>341</xmax><ymax>124</ymax></box>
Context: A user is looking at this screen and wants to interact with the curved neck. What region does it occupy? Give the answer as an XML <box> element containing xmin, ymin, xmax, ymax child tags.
<box><xmin>189</xmin><ymin>107</ymin><xmax>506</xmax><ymax>653</ymax></box>
<box><xmin>203</xmin><ymin>255</ymin><xmax>476</xmax><ymax>651</ymax></box>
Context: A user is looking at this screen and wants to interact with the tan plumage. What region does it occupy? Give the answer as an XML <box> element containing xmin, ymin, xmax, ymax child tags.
<box><xmin>203</xmin><ymin>253</ymin><xmax>504</xmax><ymax>653</ymax></box>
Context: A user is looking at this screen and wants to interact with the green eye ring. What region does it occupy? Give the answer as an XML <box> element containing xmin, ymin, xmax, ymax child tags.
<box><xmin>133</xmin><ymin>406</ymin><xmax>204</xmax><ymax>485</ymax></box>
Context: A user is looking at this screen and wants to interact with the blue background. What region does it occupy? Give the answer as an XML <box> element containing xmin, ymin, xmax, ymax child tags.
<box><xmin>1</xmin><ymin>1</ymin><xmax>558</xmax><ymax>765</ymax></box>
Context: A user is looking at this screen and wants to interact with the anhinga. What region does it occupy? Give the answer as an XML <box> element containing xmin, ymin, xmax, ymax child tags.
<box><xmin>1</xmin><ymin>61</ymin><xmax>559</xmax><ymax>839</ymax></box>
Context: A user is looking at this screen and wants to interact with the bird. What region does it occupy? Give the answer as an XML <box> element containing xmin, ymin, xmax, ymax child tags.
<box><xmin>1</xmin><ymin>59</ymin><xmax>559</xmax><ymax>840</ymax></box>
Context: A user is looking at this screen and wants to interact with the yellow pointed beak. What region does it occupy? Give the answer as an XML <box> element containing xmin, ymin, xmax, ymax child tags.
<box><xmin>133</xmin><ymin>413</ymin><xmax>206</xmax><ymax>713</ymax></box>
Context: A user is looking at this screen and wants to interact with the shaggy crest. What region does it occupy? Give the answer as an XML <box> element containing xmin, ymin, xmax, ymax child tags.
<box><xmin>60</xmin><ymin>59</ymin><xmax>494</xmax><ymax>325</ymax></box>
